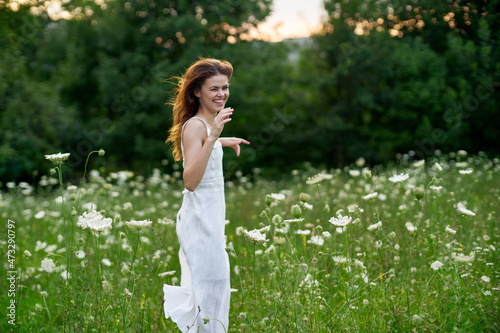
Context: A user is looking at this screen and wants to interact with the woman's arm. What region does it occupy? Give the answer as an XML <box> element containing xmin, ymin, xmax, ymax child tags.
<box><xmin>219</xmin><ymin>137</ymin><xmax>250</xmax><ymax>156</ymax></box>
<box><xmin>183</xmin><ymin>108</ymin><xmax>234</xmax><ymax>191</ymax></box>
<box><xmin>182</xmin><ymin>120</ymin><xmax>216</xmax><ymax>191</ymax></box>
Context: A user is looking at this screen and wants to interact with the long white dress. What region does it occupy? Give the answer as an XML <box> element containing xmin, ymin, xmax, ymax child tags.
<box><xmin>163</xmin><ymin>117</ymin><xmax>230</xmax><ymax>333</ymax></box>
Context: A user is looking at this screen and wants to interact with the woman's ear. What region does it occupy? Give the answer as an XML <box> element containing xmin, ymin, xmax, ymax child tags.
<box><xmin>194</xmin><ymin>89</ymin><xmax>200</xmax><ymax>98</ymax></box>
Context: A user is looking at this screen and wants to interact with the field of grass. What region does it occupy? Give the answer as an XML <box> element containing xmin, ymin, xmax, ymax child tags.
<box><xmin>1</xmin><ymin>150</ymin><xmax>499</xmax><ymax>332</ymax></box>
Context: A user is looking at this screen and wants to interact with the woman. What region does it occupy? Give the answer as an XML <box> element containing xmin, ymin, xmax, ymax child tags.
<box><xmin>163</xmin><ymin>58</ymin><xmax>249</xmax><ymax>332</ymax></box>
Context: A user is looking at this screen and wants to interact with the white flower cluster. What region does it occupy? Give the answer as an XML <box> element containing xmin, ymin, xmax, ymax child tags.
<box><xmin>307</xmin><ymin>235</ymin><xmax>324</xmax><ymax>246</ymax></box>
<box><xmin>243</xmin><ymin>228</ymin><xmax>269</xmax><ymax>245</ymax></box>
<box><xmin>77</xmin><ymin>208</ymin><xmax>113</xmax><ymax>232</ymax></box>
<box><xmin>126</xmin><ymin>219</ymin><xmax>153</xmax><ymax>229</ymax></box>
<box><xmin>445</xmin><ymin>226</ymin><xmax>457</xmax><ymax>235</ymax></box>
<box><xmin>430</xmin><ymin>260</ymin><xmax>444</xmax><ymax>271</ymax></box>
<box><xmin>363</xmin><ymin>192</ymin><xmax>378</xmax><ymax>200</ymax></box>
<box><xmin>457</xmin><ymin>202</ymin><xmax>475</xmax><ymax>217</ymax></box>
<box><xmin>306</xmin><ymin>173</ymin><xmax>325</xmax><ymax>185</ymax></box>
<box><xmin>41</xmin><ymin>258</ymin><xmax>56</xmax><ymax>273</ymax></box>
<box><xmin>329</xmin><ymin>214</ymin><xmax>352</xmax><ymax>227</ymax></box>
<box><xmin>45</xmin><ymin>152</ymin><xmax>70</xmax><ymax>164</ymax></box>
<box><xmin>367</xmin><ymin>221</ymin><xmax>382</xmax><ymax>231</ymax></box>
<box><xmin>269</xmin><ymin>193</ymin><xmax>286</xmax><ymax>201</ymax></box>
<box><xmin>389</xmin><ymin>173</ymin><xmax>409</xmax><ymax>183</ymax></box>
<box><xmin>458</xmin><ymin>168</ymin><xmax>473</xmax><ymax>175</ymax></box>
<box><xmin>405</xmin><ymin>221</ymin><xmax>417</xmax><ymax>233</ymax></box>
<box><xmin>451</xmin><ymin>251</ymin><xmax>475</xmax><ymax>263</ymax></box>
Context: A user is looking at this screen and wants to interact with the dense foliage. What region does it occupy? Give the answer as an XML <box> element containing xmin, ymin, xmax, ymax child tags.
<box><xmin>1</xmin><ymin>151</ymin><xmax>498</xmax><ymax>331</ymax></box>
<box><xmin>1</xmin><ymin>0</ymin><xmax>499</xmax><ymax>184</ymax></box>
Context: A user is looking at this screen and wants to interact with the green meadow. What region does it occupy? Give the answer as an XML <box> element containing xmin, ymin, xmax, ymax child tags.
<box><xmin>1</xmin><ymin>150</ymin><xmax>498</xmax><ymax>332</ymax></box>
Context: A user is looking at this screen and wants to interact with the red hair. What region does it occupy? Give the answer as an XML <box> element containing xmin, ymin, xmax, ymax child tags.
<box><xmin>166</xmin><ymin>58</ymin><xmax>233</xmax><ymax>161</ymax></box>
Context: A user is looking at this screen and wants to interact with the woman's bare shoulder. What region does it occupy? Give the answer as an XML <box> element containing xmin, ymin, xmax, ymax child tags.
<box><xmin>183</xmin><ymin>118</ymin><xmax>207</xmax><ymax>142</ymax></box>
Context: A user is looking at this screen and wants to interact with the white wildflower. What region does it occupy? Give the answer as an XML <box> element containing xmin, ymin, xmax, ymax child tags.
<box><xmin>41</xmin><ymin>258</ymin><xmax>56</xmax><ymax>273</ymax></box>
<box><xmin>363</xmin><ymin>192</ymin><xmax>378</xmax><ymax>200</ymax></box>
<box><xmin>405</xmin><ymin>221</ymin><xmax>417</xmax><ymax>233</ymax></box>
<box><xmin>75</xmin><ymin>250</ymin><xmax>86</xmax><ymax>259</ymax></box>
<box><xmin>302</xmin><ymin>202</ymin><xmax>313</xmax><ymax>210</ymax></box>
<box><xmin>322</xmin><ymin>231</ymin><xmax>332</xmax><ymax>238</ymax></box>
<box><xmin>35</xmin><ymin>211</ymin><xmax>45</xmax><ymax>219</ymax></box>
<box><xmin>433</xmin><ymin>162</ymin><xmax>443</xmax><ymax>171</ymax></box>
<box><xmin>273</xmin><ymin>236</ymin><xmax>286</xmax><ymax>245</ymax></box>
<box><xmin>481</xmin><ymin>276</ymin><xmax>491</xmax><ymax>283</ymax></box>
<box><xmin>483</xmin><ymin>291</ymin><xmax>492</xmax><ymax>296</ymax></box>
<box><xmin>349</xmin><ymin>169</ymin><xmax>361</xmax><ymax>177</ymax></box>
<box><xmin>306</xmin><ymin>173</ymin><xmax>325</xmax><ymax>185</ymax></box>
<box><xmin>258</xmin><ymin>225</ymin><xmax>271</xmax><ymax>233</ymax></box>
<box><xmin>430</xmin><ymin>185</ymin><xmax>443</xmax><ymax>191</ymax></box>
<box><xmin>24</xmin><ymin>250</ymin><xmax>32</xmax><ymax>257</ymax></box>
<box><xmin>265</xmin><ymin>245</ymin><xmax>276</xmax><ymax>254</ymax></box>
<box><xmin>457</xmin><ymin>202</ymin><xmax>475</xmax><ymax>217</ymax></box>
<box><xmin>307</xmin><ymin>236</ymin><xmax>324</xmax><ymax>246</ymax></box>
<box><xmin>101</xmin><ymin>258</ymin><xmax>112</xmax><ymax>267</ymax></box>
<box><xmin>123</xmin><ymin>202</ymin><xmax>133</xmax><ymax>210</ymax></box>
<box><xmin>157</xmin><ymin>217</ymin><xmax>175</xmax><ymax>225</ymax></box>
<box><xmin>430</xmin><ymin>260</ymin><xmax>443</xmax><ymax>271</ymax></box>
<box><xmin>295</xmin><ymin>229</ymin><xmax>311</xmax><ymax>235</ymax></box>
<box><xmin>45</xmin><ymin>152</ymin><xmax>70</xmax><ymax>164</ymax></box>
<box><xmin>243</xmin><ymin>229</ymin><xmax>268</xmax><ymax>245</ymax></box>
<box><xmin>283</xmin><ymin>218</ymin><xmax>304</xmax><ymax>223</ymax></box>
<box><xmin>389</xmin><ymin>173</ymin><xmax>409</xmax><ymax>183</ymax></box>
<box><xmin>367</xmin><ymin>221</ymin><xmax>382</xmax><ymax>231</ymax></box>
<box><xmin>102</xmin><ymin>280</ymin><xmax>112</xmax><ymax>292</ymax></box>
<box><xmin>124</xmin><ymin>288</ymin><xmax>132</xmax><ymax>297</ymax></box>
<box><xmin>44</xmin><ymin>244</ymin><xmax>57</xmax><ymax>253</ymax></box>
<box><xmin>235</xmin><ymin>226</ymin><xmax>245</xmax><ymax>236</ymax></box>
<box><xmin>413</xmin><ymin>159</ymin><xmax>425</xmax><ymax>167</ymax></box>
<box><xmin>353</xmin><ymin>259</ymin><xmax>366</xmax><ymax>269</ymax></box>
<box><xmin>375</xmin><ymin>240</ymin><xmax>383</xmax><ymax>248</ymax></box>
<box><xmin>331</xmin><ymin>255</ymin><xmax>347</xmax><ymax>264</ymax></box>
<box><xmin>77</xmin><ymin>208</ymin><xmax>113</xmax><ymax>232</ymax></box>
<box><xmin>329</xmin><ymin>214</ymin><xmax>352</xmax><ymax>227</ymax></box>
<box><xmin>125</xmin><ymin>219</ymin><xmax>153</xmax><ymax>229</ymax></box>
<box><xmin>445</xmin><ymin>226</ymin><xmax>457</xmax><ymax>235</ymax></box>
<box><xmin>158</xmin><ymin>271</ymin><xmax>176</xmax><ymax>277</ymax></box>
<box><xmin>35</xmin><ymin>241</ymin><xmax>47</xmax><ymax>252</ymax></box>
<box><xmin>269</xmin><ymin>193</ymin><xmax>285</xmax><ymax>201</ymax></box>
<box><xmin>459</xmin><ymin>168</ymin><xmax>473</xmax><ymax>175</ymax></box>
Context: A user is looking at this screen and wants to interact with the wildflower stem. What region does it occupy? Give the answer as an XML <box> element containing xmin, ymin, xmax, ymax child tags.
<box><xmin>252</xmin><ymin>241</ymin><xmax>257</xmax><ymax>326</ymax></box>
<box><xmin>42</xmin><ymin>295</ymin><xmax>51</xmax><ymax>321</ymax></box>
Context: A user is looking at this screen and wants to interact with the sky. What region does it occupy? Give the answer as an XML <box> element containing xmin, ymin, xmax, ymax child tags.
<box><xmin>255</xmin><ymin>0</ymin><xmax>327</xmax><ymax>41</ymax></box>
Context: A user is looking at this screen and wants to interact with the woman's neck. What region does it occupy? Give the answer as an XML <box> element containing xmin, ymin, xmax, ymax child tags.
<box><xmin>195</xmin><ymin>109</ymin><xmax>216</xmax><ymax>127</ymax></box>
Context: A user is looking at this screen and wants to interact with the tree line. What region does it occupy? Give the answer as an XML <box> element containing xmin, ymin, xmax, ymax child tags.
<box><xmin>1</xmin><ymin>0</ymin><xmax>499</xmax><ymax>184</ymax></box>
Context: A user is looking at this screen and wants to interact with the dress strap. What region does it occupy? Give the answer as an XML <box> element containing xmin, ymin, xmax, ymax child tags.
<box><xmin>181</xmin><ymin>116</ymin><xmax>210</xmax><ymax>137</ymax></box>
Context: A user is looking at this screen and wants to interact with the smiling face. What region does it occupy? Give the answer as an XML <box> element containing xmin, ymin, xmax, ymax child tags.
<box><xmin>194</xmin><ymin>74</ymin><xmax>230</xmax><ymax>114</ymax></box>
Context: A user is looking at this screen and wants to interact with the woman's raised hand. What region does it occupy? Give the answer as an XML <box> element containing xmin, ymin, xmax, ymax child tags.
<box><xmin>210</xmin><ymin>107</ymin><xmax>234</xmax><ymax>138</ymax></box>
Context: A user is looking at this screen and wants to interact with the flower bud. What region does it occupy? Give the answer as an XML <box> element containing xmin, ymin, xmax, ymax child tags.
<box><xmin>414</xmin><ymin>187</ymin><xmax>425</xmax><ymax>200</ymax></box>
<box><xmin>299</xmin><ymin>193</ymin><xmax>310</xmax><ymax>203</ymax></box>
<box><xmin>272</xmin><ymin>214</ymin><xmax>282</xmax><ymax>225</ymax></box>
<box><xmin>291</xmin><ymin>204</ymin><xmax>302</xmax><ymax>218</ymax></box>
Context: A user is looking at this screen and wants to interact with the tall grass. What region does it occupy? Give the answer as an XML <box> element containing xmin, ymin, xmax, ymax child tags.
<box><xmin>1</xmin><ymin>150</ymin><xmax>498</xmax><ymax>332</ymax></box>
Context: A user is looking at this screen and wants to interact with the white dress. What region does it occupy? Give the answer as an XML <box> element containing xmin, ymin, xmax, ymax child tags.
<box><xmin>163</xmin><ymin>117</ymin><xmax>230</xmax><ymax>333</ymax></box>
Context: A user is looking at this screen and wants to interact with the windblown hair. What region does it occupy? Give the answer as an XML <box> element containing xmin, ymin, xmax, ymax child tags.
<box><xmin>166</xmin><ymin>58</ymin><xmax>233</xmax><ymax>161</ymax></box>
